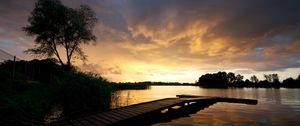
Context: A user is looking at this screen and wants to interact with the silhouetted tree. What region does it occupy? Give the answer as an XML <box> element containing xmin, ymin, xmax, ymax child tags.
<box><xmin>264</xmin><ymin>74</ymin><xmax>279</xmax><ymax>83</ymax></box>
<box><xmin>227</xmin><ymin>72</ymin><xmax>236</xmax><ymax>83</ymax></box>
<box><xmin>196</xmin><ymin>72</ymin><xmax>299</xmax><ymax>88</ymax></box>
<box><xmin>244</xmin><ymin>79</ymin><xmax>251</xmax><ymax>86</ymax></box>
<box><xmin>250</xmin><ymin>75</ymin><xmax>259</xmax><ymax>83</ymax></box>
<box><xmin>196</xmin><ymin>71</ymin><xmax>246</xmax><ymax>88</ymax></box>
<box><xmin>236</xmin><ymin>74</ymin><xmax>244</xmax><ymax>83</ymax></box>
<box><xmin>282</xmin><ymin>77</ymin><xmax>300</xmax><ymax>88</ymax></box>
<box><xmin>0</xmin><ymin>58</ymin><xmax>63</xmax><ymax>82</ymax></box>
<box><xmin>23</xmin><ymin>0</ymin><xmax>97</xmax><ymax>69</ymax></box>
<box><xmin>264</xmin><ymin>74</ymin><xmax>272</xmax><ymax>82</ymax></box>
<box><xmin>283</xmin><ymin>77</ymin><xmax>294</xmax><ymax>83</ymax></box>
<box><xmin>197</xmin><ymin>72</ymin><xmax>227</xmax><ymax>87</ymax></box>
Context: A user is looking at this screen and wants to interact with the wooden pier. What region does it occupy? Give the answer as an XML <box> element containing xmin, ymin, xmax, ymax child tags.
<box><xmin>51</xmin><ymin>95</ymin><xmax>257</xmax><ymax>126</ymax></box>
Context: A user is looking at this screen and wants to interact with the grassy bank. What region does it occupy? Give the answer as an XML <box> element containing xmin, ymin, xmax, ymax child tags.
<box><xmin>0</xmin><ymin>59</ymin><xmax>148</xmax><ymax>125</ymax></box>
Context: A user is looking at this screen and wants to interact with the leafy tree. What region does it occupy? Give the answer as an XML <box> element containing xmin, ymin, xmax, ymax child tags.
<box><xmin>245</xmin><ymin>79</ymin><xmax>250</xmax><ymax>83</ymax></box>
<box><xmin>273</xmin><ymin>74</ymin><xmax>280</xmax><ymax>83</ymax></box>
<box><xmin>282</xmin><ymin>77</ymin><xmax>299</xmax><ymax>88</ymax></box>
<box><xmin>264</xmin><ymin>74</ymin><xmax>272</xmax><ymax>82</ymax></box>
<box><xmin>23</xmin><ymin>0</ymin><xmax>97</xmax><ymax>69</ymax></box>
<box><xmin>264</xmin><ymin>74</ymin><xmax>279</xmax><ymax>83</ymax></box>
<box><xmin>197</xmin><ymin>71</ymin><xmax>239</xmax><ymax>87</ymax></box>
<box><xmin>250</xmin><ymin>75</ymin><xmax>259</xmax><ymax>83</ymax></box>
<box><xmin>283</xmin><ymin>77</ymin><xmax>294</xmax><ymax>83</ymax></box>
<box><xmin>197</xmin><ymin>72</ymin><xmax>227</xmax><ymax>87</ymax></box>
<box><xmin>227</xmin><ymin>72</ymin><xmax>236</xmax><ymax>83</ymax></box>
<box><xmin>197</xmin><ymin>72</ymin><xmax>300</xmax><ymax>88</ymax></box>
<box><xmin>235</xmin><ymin>74</ymin><xmax>244</xmax><ymax>83</ymax></box>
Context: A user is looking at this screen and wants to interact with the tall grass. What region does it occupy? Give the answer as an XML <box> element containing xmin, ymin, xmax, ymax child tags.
<box><xmin>0</xmin><ymin>59</ymin><xmax>151</xmax><ymax>125</ymax></box>
<box><xmin>0</xmin><ymin>68</ymin><xmax>112</xmax><ymax>125</ymax></box>
<box><xmin>49</xmin><ymin>71</ymin><xmax>112</xmax><ymax>115</ymax></box>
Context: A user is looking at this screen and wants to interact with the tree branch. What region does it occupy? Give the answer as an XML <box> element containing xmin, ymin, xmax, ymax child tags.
<box><xmin>51</xmin><ymin>36</ymin><xmax>64</xmax><ymax>66</ymax></box>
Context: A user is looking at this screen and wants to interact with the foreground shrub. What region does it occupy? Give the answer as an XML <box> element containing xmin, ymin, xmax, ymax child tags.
<box><xmin>0</xmin><ymin>70</ymin><xmax>112</xmax><ymax>125</ymax></box>
<box><xmin>50</xmin><ymin>71</ymin><xmax>112</xmax><ymax>115</ymax></box>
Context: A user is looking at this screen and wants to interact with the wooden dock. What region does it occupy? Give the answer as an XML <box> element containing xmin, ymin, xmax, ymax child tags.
<box><xmin>51</xmin><ymin>96</ymin><xmax>257</xmax><ymax>126</ymax></box>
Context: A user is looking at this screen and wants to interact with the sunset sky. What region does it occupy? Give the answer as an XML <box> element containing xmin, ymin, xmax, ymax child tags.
<box><xmin>1</xmin><ymin>0</ymin><xmax>300</xmax><ymax>82</ymax></box>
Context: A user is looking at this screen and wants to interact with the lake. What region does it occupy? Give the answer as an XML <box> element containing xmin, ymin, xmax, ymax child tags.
<box><xmin>112</xmin><ymin>86</ymin><xmax>300</xmax><ymax>126</ymax></box>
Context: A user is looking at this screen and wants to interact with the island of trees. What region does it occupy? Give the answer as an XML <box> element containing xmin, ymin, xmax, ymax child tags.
<box><xmin>196</xmin><ymin>71</ymin><xmax>300</xmax><ymax>88</ymax></box>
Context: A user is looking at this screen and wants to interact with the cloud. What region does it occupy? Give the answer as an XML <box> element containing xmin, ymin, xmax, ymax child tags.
<box><xmin>118</xmin><ymin>0</ymin><xmax>300</xmax><ymax>72</ymax></box>
<box><xmin>1</xmin><ymin>0</ymin><xmax>300</xmax><ymax>82</ymax></box>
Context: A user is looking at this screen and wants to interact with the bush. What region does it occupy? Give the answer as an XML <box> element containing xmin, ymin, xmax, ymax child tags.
<box><xmin>0</xmin><ymin>59</ymin><xmax>151</xmax><ymax>125</ymax></box>
<box><xmin>0</xmin><ymin>59</ymin><xmax>64</xmax><ymax>82</ymax></box>
<box><xmin>0</xmin><ymin>66</ymin><xmax>113</xmax><ymax>125</ymax></box>
<box><xmin>0</xmin><ymin>82</ymin><xmax>53</xmax><ymax>125</ymax></box>
<box><xmin>49</xmin><ymin>71</ymin><xmax>112</xmax><ymax>115</ymax></box>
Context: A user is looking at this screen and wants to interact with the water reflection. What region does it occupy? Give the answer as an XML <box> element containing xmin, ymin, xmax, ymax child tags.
<box><xmin>112</xmin><ymin>86</ymin><xmax>300</xmax><ymax>126</ymax></box>
<box><xmin>112</xmin><ymin>86</ymin><xmax>300</xmax><ymax>107</ymax></box>
<box><xmin>154</xmin><ymin>102</ymin><xmax>300</xmax><ymax>126</ymax></box>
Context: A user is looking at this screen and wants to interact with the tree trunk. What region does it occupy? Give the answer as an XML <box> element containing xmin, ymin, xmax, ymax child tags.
<box><xmin>66</xmin><ymin>59</ymin><xmax>71</xmax><ymax>70</ymax></box>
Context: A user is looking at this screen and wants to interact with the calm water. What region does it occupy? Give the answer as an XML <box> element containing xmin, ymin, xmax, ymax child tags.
<box><xmin>112</xmin><ymin>86</ymin><xmax>300</xmax><ymax>126</ymax></box>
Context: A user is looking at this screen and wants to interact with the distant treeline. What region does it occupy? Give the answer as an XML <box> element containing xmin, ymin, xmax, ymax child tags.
<box><xmin>118</xmin><ymin>81</ymin><xmax>194</xmax><ymax>86</ymax></box>
<box><xmin>196</xmin><ymin>71</ymin><xmax>300</xmax><ymax>88</ymax></box>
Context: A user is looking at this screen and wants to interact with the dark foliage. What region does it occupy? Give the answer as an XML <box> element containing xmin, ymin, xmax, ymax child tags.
<box><xmin>196</xmin><ymin>72</ymin><xmax>243</xmax><ymax>88</ymax></box>
<box><xmin>282</xmin><ymin>77</ymin><xmax>300</xmax><ymax>88</ymax></box>
<box><xmin>23</xmin><ymin>0</ymin><xmax>97</xmax><ymax>69</ymax></box>
<box><xmin>112</xmin><ymin>83</ymin><xmax>150</xmax><ymax>90</ymax></box>
<box><xmin>0</xmin><ymin>59</ymin><xmax>112</xmax><ymax>125</ymax></box>
<box><xmin>49</xmin><ymin>71</ymin><xmax>112</xmax><ymax>115</ymax></box>
<box><xmin>0</xmin><ymin>58</ymin><xmax>63</xmax><ymax>82</ymax></box>
<box><xmin>196</xmin><ymin>71</ymin><xmax>300</xmax><ymax>88</ymax></box>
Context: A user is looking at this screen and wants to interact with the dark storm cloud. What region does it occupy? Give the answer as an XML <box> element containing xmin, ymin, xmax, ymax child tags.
<box><xmin>122</xmin><ymin>0</ymin><xmax>300</xmax><ymax>71</ymax></box>
<box><xmin>124</xmin><ymin>0</ymin><xmax>300</xmax><ymax>41</ymax></box>
<box><xmin>203</xmin><ymin>0</ymin><xmax>300</xmax><ymax>39</ymax></box>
